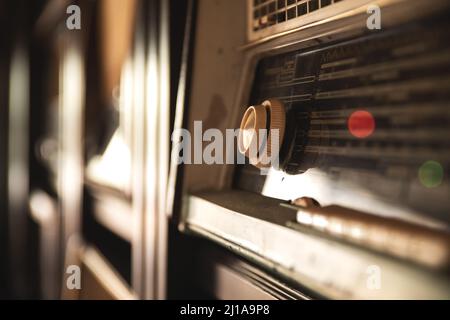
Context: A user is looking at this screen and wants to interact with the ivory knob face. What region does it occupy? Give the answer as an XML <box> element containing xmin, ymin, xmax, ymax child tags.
<box><xmin>238</xmin><ymin>99</ymin><xmax>286</xmax><ymax>168</ymax></box>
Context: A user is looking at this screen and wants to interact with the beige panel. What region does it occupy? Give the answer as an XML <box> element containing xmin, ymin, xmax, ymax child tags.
<box><xmin>184</xmin><ymin>0</ymin><xmax>247</xmax><ymax>192</ymax></box>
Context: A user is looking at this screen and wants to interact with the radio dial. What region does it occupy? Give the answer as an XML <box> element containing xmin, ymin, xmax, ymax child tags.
<box><xmin>238</xmin><ymin>99</ymin><xmax>286</xmax><ymax>168</ymax></box>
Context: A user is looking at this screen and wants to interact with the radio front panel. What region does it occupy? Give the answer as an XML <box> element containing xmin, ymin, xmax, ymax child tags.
<box><xmin>234</xmin><ymin>13</ymin><xmax>450</xmax><ymax>226</ymax></box>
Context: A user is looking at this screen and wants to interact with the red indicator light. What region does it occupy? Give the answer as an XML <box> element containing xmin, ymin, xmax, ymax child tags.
<box><xmin>348</xmin><ymin>110</ymin><xmax>375</xmax><ymax>138</ymax></box>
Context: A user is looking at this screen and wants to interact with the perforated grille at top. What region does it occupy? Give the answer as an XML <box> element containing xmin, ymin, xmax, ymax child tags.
<box><xmin>252</xmin><ymin>0</ymin><xmax>345</xmax><ymax>32</ymax></box>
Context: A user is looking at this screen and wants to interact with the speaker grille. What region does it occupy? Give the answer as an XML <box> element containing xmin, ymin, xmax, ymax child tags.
<box><xmin>252</xmin><ymin>0</ymin><xmax>344</xmax><ymax>32</ymax></box>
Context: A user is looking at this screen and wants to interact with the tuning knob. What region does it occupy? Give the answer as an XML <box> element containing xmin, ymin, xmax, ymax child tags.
<box><xmin>238</xmin><ymin>99</ymin><xmax>286</xmax><ymax>168</ymax></box>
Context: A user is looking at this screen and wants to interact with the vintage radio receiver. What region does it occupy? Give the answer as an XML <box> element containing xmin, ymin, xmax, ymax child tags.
<box><xmin>177</xmin><ymin>0</ymin><xmax>450</xmax><ymax>299</ymax></box>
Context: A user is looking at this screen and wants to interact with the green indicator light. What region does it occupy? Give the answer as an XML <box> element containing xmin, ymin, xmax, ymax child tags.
<box><xmin>418</xmin><ymin>160</ymin><xmax>444</xmax><ymax>188</ymax></box>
